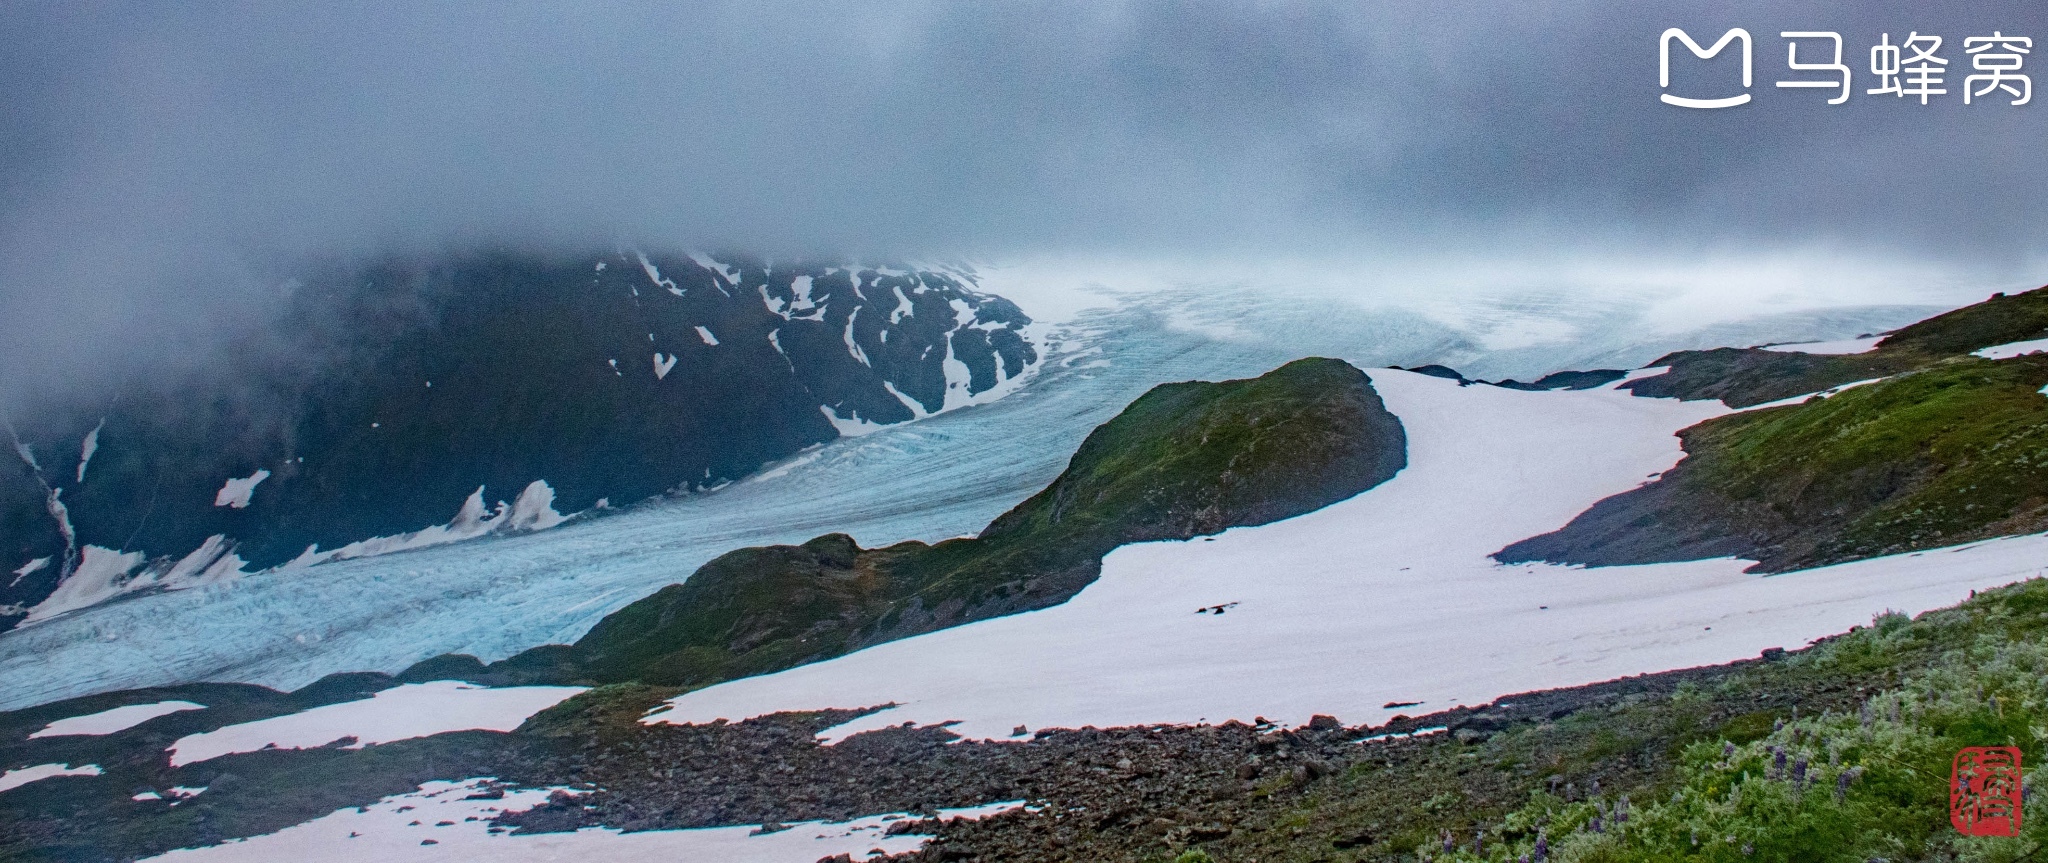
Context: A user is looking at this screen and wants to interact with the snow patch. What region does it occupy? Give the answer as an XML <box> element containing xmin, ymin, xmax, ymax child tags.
<box><xmin>10</xmin><ymin>556</ymin><xmax>49</xmax><ymax>587</ymax></box>
<box><xmin>818</xmin><ymin>405</ymin><xmax>888</xmax><ymax>438</ymax></box>
<box><xmin>18</xmin><ymin>538</ymin><xmax>247</xmax><ymax>627</ymax></box>
<box><xmin>167</xmin><ymin>682</ymin><xmax>585</xmax><ymax>767</ymax></box>
<box><xmin>652</xmin><ymin>353</ymin><xmax>677</xmax><ymax>380</ymax></box>
<box><xmin>890</xmin><ymin>286</ymin><xmax>914</xmax><ymax>323</ymax></box>
<box><xmin>635</xmin><ymin>252</ymin><xmax>683</xmax><ymax>297</ymax></box>
<box><xmin>842</xmin><ymin>310</ymin><xmax>870</xmax><ymax>366</ymax></box>
<box><xmin>32</xmin><ymin>701</ymin><xmax>205</xmax><ymax>738</ymax></box>
<box><xmin>1761</xmin><ymin>336</ymin><xmax>1883</xmax><ymax>355</ymax></box>
<box><xmin>76</xmin><ymin>419</ymin><xmax>103</xmax><ymax>483</ymax></box>
<box><xmin>1974</xmin><ymin>337</ymin><xmax>2048</xmax><ymax>360</ymax></box>
<box><xmin>1744</xmin><ymin>377</ymin><xmax>1886</xmax><ymax>411</ymax></box>
<box><xmin>285</xmin><ymin>482</ymin><xmax>570</xmax><ymax>568</ymax></box>
<box><xmin>213</xmin><ymin>470</ymin><xmax>270</xmax><ymax>509</ymax></box>
<box><xmin>23</xmin><ymin>546</ymin><xmax>146</xmax><ymax>624</ymax></box>
<box><xmin>693</xmin><ymin>325</ymin><xmax>719</xmax><ymax>346</ymax></box>
<box><xmin>133</xmin><ymin>777</ymin><xmax>1020</xmax><ymax>863</ymax></box>
<box><xmin>686</xmin><ymin>252</ymin><xmax>740</xmax><ymax>296</ymax></box>
<box><xmin>0</xmin><ymin>763</ymin><xmax>101</xmax><ymax>794</ymax></box>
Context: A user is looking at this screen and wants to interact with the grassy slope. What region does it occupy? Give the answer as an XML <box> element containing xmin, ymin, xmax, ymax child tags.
<box><xmin>439</xmin><ymin>357</ymin><xmax>1408</xmax><ymax>688</ymax></box>
<box><xmin>1183</xmin><ymin>578</ymin><xmax>2048</xmax><ymax>863</ymax></box>
<box><xmin>1623</xmin><ymin>285</ymin><xmax>2048</xmax><ymax>408</ymax></box>
<box><xmin>1504</xmin><ymin>286</ymin><xmax>2048</xmax><ymax>572</ymax></box>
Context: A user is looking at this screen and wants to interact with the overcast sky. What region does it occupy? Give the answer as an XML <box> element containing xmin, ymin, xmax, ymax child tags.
<box><xmin>3</xmin><ymin>0</ymin><xmax>2045</xmax><ymax>395</ymax></box>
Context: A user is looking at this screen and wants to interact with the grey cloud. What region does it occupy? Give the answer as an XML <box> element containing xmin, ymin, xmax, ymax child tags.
<box><xmin>1</xmin><ymin>0</ymin><xmax>2045</xmax><ymax>397</ymax></box>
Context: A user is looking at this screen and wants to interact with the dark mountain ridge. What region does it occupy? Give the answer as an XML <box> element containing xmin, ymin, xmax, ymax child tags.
<box><xmin>0</xmin><ymin>250</ymin><xmax>1038</xmax><ymax>630</ymax></box>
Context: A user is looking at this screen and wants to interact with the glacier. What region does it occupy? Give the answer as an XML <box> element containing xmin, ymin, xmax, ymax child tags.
<box><xmin>0</xmin><ymin>285</ymin><xmax>1943</xmax><ymax>711</ymax></box>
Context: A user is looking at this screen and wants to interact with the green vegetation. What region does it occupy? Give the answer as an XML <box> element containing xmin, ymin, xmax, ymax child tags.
<box><xmin>1200</xmin><ymin>578</ymin><xmax>2048</xmax><ymax>863</ymax></box>
<box><xmin>1505</xmin><ymin>354</ymin><xmax>2048</xmax><ymax>571</ymax></box>
<box><xmin>1625</xmin><ymin>285</ymin><xmax>2048</xmax><ymax>407</ymax></box>
<box><xmin>1400</xmin><ymin>582</ymin><xmax>2048</xmax><ymax>863</ymax></box>
<box><xmin>432</xmin><ymin>356</ymin><xmax>1408</xmax><ymax>688</ymax></box>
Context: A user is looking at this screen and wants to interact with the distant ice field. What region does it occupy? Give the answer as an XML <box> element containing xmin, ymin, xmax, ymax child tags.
<box><xmin>0</xmin><ymin>287</ymin><xmax>1940</xmax><ymax>711</ymax></box>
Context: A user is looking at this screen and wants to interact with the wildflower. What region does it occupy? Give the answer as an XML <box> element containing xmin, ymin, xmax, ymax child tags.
<box><xmin>1616</xmin><ymin>794</ymin><xmax>1630</xmax><ymax>823</ymax></box>
<box><xmin>1792</xmin><ymin>757</ymin><xmax>1809</xmax><ymax>786</ymax></box>
<box><xmin>1534</xmin><ymin>831</ymin><xmax>1548</xmax><ymax>862</ymax></box>
<box><xmin>1769</xmin><ymin>747</ymin><xmax>1787</xmax><ymax>780</ymax></box>
<box><xmin>1442</xmin><ymin>829</ymin><xmax>1453</xmax><ymax>854</ymax></box>
<box><xmin>1475</xmin><ymin>828</ymin><xmax>1485</xmax><ymax>855</ymax></box>
<box><xmin>1589</xmin><ymin>815</ymin><xmax>1604</xmax><ymax>834</ymax></box>
<box><xmin>1836</xmin><ymin>766</ymin><xmax>1863</xmax><ymax>802</ymax></box>
<box><xmin>1723</xmin><ymin>741</ymin><xmax>1737</xmax><ymax>759</ymax></box>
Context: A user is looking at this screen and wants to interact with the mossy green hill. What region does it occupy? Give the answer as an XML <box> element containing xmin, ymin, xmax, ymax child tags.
<box><xmin>1504</xmin><ymin>285</ymin><xmax>2048</xmax><ymax>573</ymax></box>
<box><xmin>417</xmin><ymin>356</ymin><xmax>1407</xmax><ymax>688</ymax></box>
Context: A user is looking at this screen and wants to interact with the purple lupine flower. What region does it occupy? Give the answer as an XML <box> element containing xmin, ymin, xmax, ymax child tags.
<box><xmin>1792</xmin><ymin>757</ymin><xmax>1808</xmax><ymax>786</ymax></box>
<box><xmin>1475</xmin><ymin>829</ymin><xmax>1485</xmax><ymax>855</ymax></box>
<box><xmin>1859</xmin><ymin>701</ymin><xmax>1872</xmax><ymax>727</ymax></box>
<box><xmin>1617</xmin><ymin>795</ymin><xmax>1630</xmax><ymax>823</ymax></box>
<box><xmin>1835</xmin><ymin>767</ymin><xmax>1861</xmax><ymax>803</ymax></box>
<box><xmin>1443</xmin><ymin>829</ymin><xmax>1454</xmax><ymax>854</ymax></box>
<box><xmin>1724</xmin><ymin>741</ymin><xmax>1737</xmax><ymax>759</ymax></box>
<box><xmin>1534</xmin><ymin>831</ymin><xmax>1548</xmax><ymax>862</ymax></box>
<box><xmin>1771</xmin><ymin>747</ymin><xmax>1787</xmax><ymax>780</ymax></box>
<box><xmin>1589</xmin><ymin>815</ymin><xmax>1604</xmax><ymax>834</ymax></box>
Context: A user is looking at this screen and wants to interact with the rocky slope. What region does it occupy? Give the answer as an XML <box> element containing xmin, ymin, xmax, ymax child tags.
<box><xmin>0</xmin><ymin>252</ymin><xmax>1038</xmax><ymax>630</ymax></box>
<box><xmin>1501</xmin><ymin>286</ymin><xmax>2048</xmax><ymax>573</ymax></box>
<box><xmin>8</xmin><ymin>573</ymin><xmax>2040</xmax><ymax>863</ymax></box>
<box><xmin>410</xmin><ymin>357</ymin><xmax>1408</xmax><ymax>688</ymax></box>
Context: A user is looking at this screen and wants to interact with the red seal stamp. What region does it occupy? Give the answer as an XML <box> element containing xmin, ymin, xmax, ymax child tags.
<box><xmin>1951</xmin><ymin>746</ymin><xmax>2023</xmax><ymax>836</ymax></box>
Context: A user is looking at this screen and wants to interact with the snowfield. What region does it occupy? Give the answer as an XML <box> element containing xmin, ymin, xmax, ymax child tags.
<box><xmin>0</xmin><ymin>763</ymin><xmax>102</xmax><ymax>794</ymax></box>
<box><xmin>168</xmin><ymin>682</ymin><xmax>584</xmax><ymax>767</ymax></box>
<box><xmin>1973</xmin><ymin>337</ymin><xmax>2048</xmax><ymax>360</ymax></box>
<box><xmin>30</xmin><ymin>700</ymin><xmax>205</xmax><ymax>738</ymax></box>
<box><xmin>138</xmin><ymin>777</ymin><xmax>1023</xmax><ymax>863</ymax></box>
<box><xmin>646</xmin><ymin>370</ymin><xmax>2048</xmax><ymax>742</ymax></box>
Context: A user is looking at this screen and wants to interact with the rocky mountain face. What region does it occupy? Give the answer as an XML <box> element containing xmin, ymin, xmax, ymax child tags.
<box><xmin>0</xmin><ymin>251</ymin><xmax>1039</xmax><ymax>630</ymax></box>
